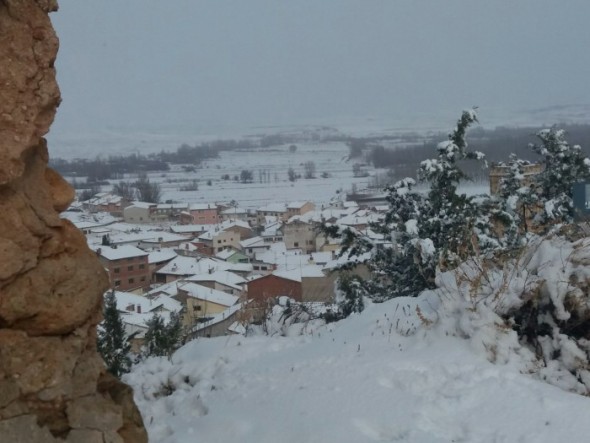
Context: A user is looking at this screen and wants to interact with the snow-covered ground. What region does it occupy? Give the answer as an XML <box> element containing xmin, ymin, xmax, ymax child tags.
<box><xmin>126</xmin><ymin>294</ymin><xmax>590</xmax><ymax>443</ymax></box>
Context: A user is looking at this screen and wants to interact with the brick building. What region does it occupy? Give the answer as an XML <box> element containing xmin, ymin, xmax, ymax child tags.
<box><xmin>97</xmin><ymin>245</ymin><xmax>150</xmax><ymax>292</ymax></box>
<box><xmin>246</xmin><ymin>274</ymin><xmax>302</xmax><ymax>304</ymax></box>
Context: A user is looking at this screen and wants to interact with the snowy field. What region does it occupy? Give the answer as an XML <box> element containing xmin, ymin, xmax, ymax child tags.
<box><xmin>61</xmin><ymin>139</ymin><xmax>490</xmax><ymax>209</ymax></box>
<box><xmin>154</xmin><ymin>143</ymin><xmax>380</xmax><ymax>208</ymax></box>
<box><xmin>126</xmin><ymin>297</ymin><xmax>590</xmax><ymax>443</ymax></box>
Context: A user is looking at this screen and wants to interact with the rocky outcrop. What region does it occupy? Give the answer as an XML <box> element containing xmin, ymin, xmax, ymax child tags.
<box><xmin>0</xmin><ymin>1</ymin><xmax>147</xmax><ymax>441</ymax></box>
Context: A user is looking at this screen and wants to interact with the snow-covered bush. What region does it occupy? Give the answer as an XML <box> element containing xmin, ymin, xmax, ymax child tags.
<box><xmin>421</xmin><ymin>235</ymin><xmax>590</xmax><ymax>395</ymax></box>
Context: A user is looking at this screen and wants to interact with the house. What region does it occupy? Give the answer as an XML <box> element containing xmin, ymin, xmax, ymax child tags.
<box><xmin>255</xmin><ymin>203</ymin><xmax>287</xmax><ymax>226</ymax></box>
<box><xmin>189</xmin><ymin>303</ymin><xmax>245</xmax><ymax>339</ymax></box>
<box><xmin>185</xmin><ymin>270</ymin><xmax>247</xmax><ymax>296</ymax></box>
<box><xmin>154</xmin><ymin>256</ymin><xmax>211</xmax><ymax>283</ymax></box>
<box><xmin>195</xmin><ymin>228</ymin><xmax>241</xmax><ymax>256</ymax></box>
<box><xmin>240</xmin><ymin>236</ymin><xmax>272</xmax><ymax>258</ymax></box>
<box><xmin>154</xmin><ymin>256</ymin><xmax>239</xmax><ymax>283</ymax></box>
<box><xmin>150</xmin><ymin>203</ymin><xmax>189</xmax><ymax>222</ymax></box>
<box><xmin>286</xmin><ymin>201</ymin><xmax>315</xmax><ymax>219</ymax></box>
<box><xmin>176</xmin><ymin>282</ymin><xmax>239</xmax><ymax>327</ymax></box>
<box><xmin>123</xmin><ymin>202</ymin><xmax>157</xmax><ymax>223</ymax></box>
<box><xmin>137</xmin><ymin>232</ymin><xmax>187</xmax><ymax>250</ymax></box>
<box><xmin>314</xmin><ymin>231</ymin><xmax>341</xmax><ymax>253</ymax></box>
<box><xmin>219</xmin><ymin>206</ymin><xmax>249</xmax><ymax>223</ymax></box>
<box><xmin>170</xmin><ymin>224</ymin><xmax>210</xmax><ymax>237</ymax></box>
<box><xmin>261</xmin><ymin>222</ymin><xmax>284</xmax><ymax>243</ymax></box>
<box><xmin>246</xmin><ymin>273</ymin><xmax>302</xmax><ymax>304</ymax></box>
<box><xmin>147</xmin><ymin>249</ymin><xmax>177</xmax><ymax>282</ymax></box>
<box><xmin>84</xmin><ymin>193</ymin><xmax>129</xmax><ymax>215</ymax></box>
<box><xmin>109</xmin><ymin>290</ymin><xmax>183</xmax><ymax>352</ymax></box>
<box><xmin>97</xmin><ymin>245</ymin><xmax>151</xmax><ymax>292</ymax></box>
<box><xmin>185</xmin><ymin>203</ymin><xmax>220</xmax><ymax>225</ymax></box>
<box><xmin>215</xmin><ymin>248</ymin><xmax>250</xmax><ymax>264</ymax></box>
<box><xmin>283</xmin><ymin>219</ymin><xmax>317</xmax><ymax>253</ymax></box>
<box><xmin>220</xmin><ymin>219</ymin><xmax>255</xmax><ymax>241</ymax></box>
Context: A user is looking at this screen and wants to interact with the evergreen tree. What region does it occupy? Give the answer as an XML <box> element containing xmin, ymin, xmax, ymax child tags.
<box><xmin>495</xmin><ymin>154</ymin><xmax>537</xmax><ymax>244</ymax></box>
<box><xmin>337</xmin><ymin>274</ymin><xmax>365</xmax><ymax>317</ymax></box>
<box><xmin>530</xmin><ymin>128</ymin><xmax>590</xmax><ymax>227</ymax></box>
<box><xmin>143</xmin><ymin>312</ymin><xmax>183</xmax><ymax>359</ymax></box>
<box><xmin>325</xmin><ymin>110</ymin><xmax>488</xmax><ymax>302</ymax></box>
<box><xmin>97</xmin><ymin>290</ymin><xmax>132</xmax><ymax>378</ymax></box>
<box><xmin>417</xmin><ymin>109</ymin><xmax>487</xmax><ymax>269</ymax></box>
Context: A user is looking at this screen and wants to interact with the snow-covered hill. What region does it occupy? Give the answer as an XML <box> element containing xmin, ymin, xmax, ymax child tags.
<box><xmin>125</xmin><ymin>283</ymin><xmax>590</xmax><ymax>442</ymax></box>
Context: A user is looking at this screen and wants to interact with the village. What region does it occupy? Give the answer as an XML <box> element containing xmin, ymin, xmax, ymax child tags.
<box><xmin>64</xmin><ymin>152</ymin><xmax>578</xmax><ymax>353</ymax></box>
<box><xmin>64</xmin><ymin>190</ymin><xmax>389</xmax><ymax>347</ymax></box>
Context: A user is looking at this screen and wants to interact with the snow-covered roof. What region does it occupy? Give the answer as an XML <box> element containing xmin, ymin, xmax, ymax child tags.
<box><xmin>157</xmin><ymin>256</ymin><xmax>219</xmax><ymax>276</ymax></box>
<box><xmin>156</xmin><ymin>203</ymin><xmax>189</xmax><ymax>210</ymax></box>
<box><xmin>189</xmin><ymin>203</ymin><xmax>218</xmax><ymax>211</ymax></box>
<box><xmin>287</xmin><ymin>201</ymin><xmax>311</xmax><ymax>209</ymax></box>
<box><xmin>186</xmin><ymin>270</ymin><xmax>247</xmax><ymax>290</ymax></box>
<box><xmin>146</xmin><ymin>281</ymin><xmax>181</xmax><ymax>298</ymax></box>
<box><xmin>240</xmin><ymin>236</ymin><xmax>266</xmax><ymax>248</ymax></box>
<box><xmin>274</xmin><ymin>265</ymin><xmax>326</xmax><ymax>281</ymax></box>
<box><xmin>141</xmin><ymin>233</ymin><xmax>187</xmax><ymax>244</ymax></box>
<box><xmin>97</xmin><ymin>245</ymin><xmax>148</xmax><ymax>261</ymax></box>
<box><xmin>220</xmin><ymin>219</ymin><xmax>252</xmax><ymax>230</ymax></box>
<box><xmin>179</xmin><ymin>282</ymin><xmax>239</xmax><ymax>307</ymax></box>
<box><xmin>191</xmin><ymin>303</ymin><xmax>244</xmax><ymax>333</ymax></box>
<box><xmin>215</xmin><ymin>248</ymin><xmax>241</xmax><ymax>260</ymax></box>
<box><xmin>170</xmin><ymin>224</ymin><xmax>211</xmax><ymax>234</ymax></box>
<box><xmin>128</xmin><ymin>201</ymin><xmax>157</xmax><ymax>210</ymax></box>
<box><xmin>257</xmin><ymin>203</ymin><xmax>287</xmax><ymax>213</ymax></box>
<box><xmin>107</xmin><ymin>290</ymin><xmax>181</xmax><ymax>315</ymax></box>
<box><xmin>220</xmin><ymin>207</ymin><xmax>247</xmax><ymax>215</ymax></box>
<box><xmin>148</xmin><ymin>249</ymin><xmax>178</xmax><ymax>265</ymax></box>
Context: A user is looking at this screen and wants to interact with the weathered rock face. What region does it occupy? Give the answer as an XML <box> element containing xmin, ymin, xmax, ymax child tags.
<box><xmin>0</xmin><ymin>1</ymin><xmax>147</xmax><ymax>441</ymax></box>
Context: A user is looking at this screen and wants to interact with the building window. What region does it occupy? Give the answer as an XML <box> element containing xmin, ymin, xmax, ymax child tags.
<box><xmin>113</xmin><ymin>267</ymin><xmax>120</xmax><ymax>274</ymax></box>
<box><xmin>127</xmin><ymin>258</ymin><xmax>133</xmax><ymax>262</ymax></box>
<box><xmin>128</xmin><ymin>278</ymin><xmax>134</xmax><ymax>284</ymax></box>
<box><xmin>139</xmin><ymin>264</ymin><xmax>145</xmax><ymax>269</ymax></box>
<box><xmin>217</xmin><ymin>240</ymin><xmax>222</xmax><ymax>244</ymax></box>
<box><xmin>140</xmin><ymin>276</ymin><xmax>146</xmax><ymax>282</ymax></box>
<box><xmin>114</xmin><ymin>280</ymin><xmax>121</xmax><ymax>287</ymax></box>
<box><xmin>294</xmin><ymin>242</ymin><xmax>299</xmax><ymax>247</ymax></box>
<box><xmin>128</xmin><ymin>265</ymin><xmax>133</xmax><ymax>271</ymax></box>
<box><xmin>196</xmin><ymin>305</ymin><xmax>202</xmax><ymax>311</ymax></box>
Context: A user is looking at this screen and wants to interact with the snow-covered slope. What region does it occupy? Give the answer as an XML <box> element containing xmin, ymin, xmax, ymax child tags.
<box><xmin>125</xmin><ymin>294</ymin><xmax>590</xmax><ymax>443</ymax></box>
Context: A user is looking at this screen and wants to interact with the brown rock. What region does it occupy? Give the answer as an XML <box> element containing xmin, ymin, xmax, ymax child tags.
<box><xmin>0</xmin><ymin>415</ymin><xmax>58</xmax><ymax>443</ymax></box>
<box><xmin>0</xmin><ymin>0</ymin><xmax>147</xmax><ymax>441</ymax></box>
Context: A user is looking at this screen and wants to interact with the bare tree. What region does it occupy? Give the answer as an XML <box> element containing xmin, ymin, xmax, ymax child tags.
<box><xmin>113</xmin><ymin>181</ymin><xmax>135</xmax><ymax>201</ymax></box>
<box><xmin>135</xmin><ymin>173</ymin><xmax>161</xmax><ymax>203</ymax></box>
<box><xmin>304</xmin><ymin>161</ymin><xmax>316</xmax><ymax>179</ymax></box>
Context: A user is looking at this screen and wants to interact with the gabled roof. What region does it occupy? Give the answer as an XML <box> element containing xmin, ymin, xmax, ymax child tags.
<box><xmin>127</xmin><ymin>201</ymin><xmax>156</xmax><ymax>209</ymax></box>
<box><xmin>178</xmin><ymin>282</ymin><xmax>239</xmax><ymax>307</ymax></box>
<box><xmin>170</xmin><ymin>224</ymin><xmax>211</xmax><ymax>234</ymax></box>
<box><xmin>257</xmin><ymin>203</ymin><xmax>287</xmax><ymax>213</ymax></box>
<box><xmin>186</xmin><ymin>270</ymin><xmax>246</xmax><ymax>291</ymax></box>
<box><xmin>148</xmin><ymin>249</ymin><xmax>178</xmax><ymax>265</ymax></box>
<box><xmin>191</xmin><ymin>303</ymin><xmax>245</xmax><ymax>333</ymax></box>
<box><xmin>287</xmin><ymin>201</ymin><xmax>312</xmax><ymax>209</ymax></box>
<box><xmin>189</xmin><ymin>203</ymin><xmax>218</xmax><ymax>211</ymax></box>
<box><xmin>240</xmin><ymin>236</ymin><xmax>265</xmax><ymax>248</ymax></box>
<box><xmin>97</xmin><ymin>245</ymin><xmax>148</xmax><ymax>261</ymax></box>
<box><xmin>157</xmin><ymin>256</ymin><xmax>220</xmax><ymax>276</ymax></box>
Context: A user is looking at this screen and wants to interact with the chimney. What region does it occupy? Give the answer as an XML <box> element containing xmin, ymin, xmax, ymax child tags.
<box><xmin>137</xmin><ymin>305</ymin><xmax>142</xmax><ymax>314</ymax></box>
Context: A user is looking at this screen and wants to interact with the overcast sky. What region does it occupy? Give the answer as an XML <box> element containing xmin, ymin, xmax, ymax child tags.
<box><xmin>50</xmin><ymin>0</ymin><xmax>590</xmax><ymax>135</ymax></box>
